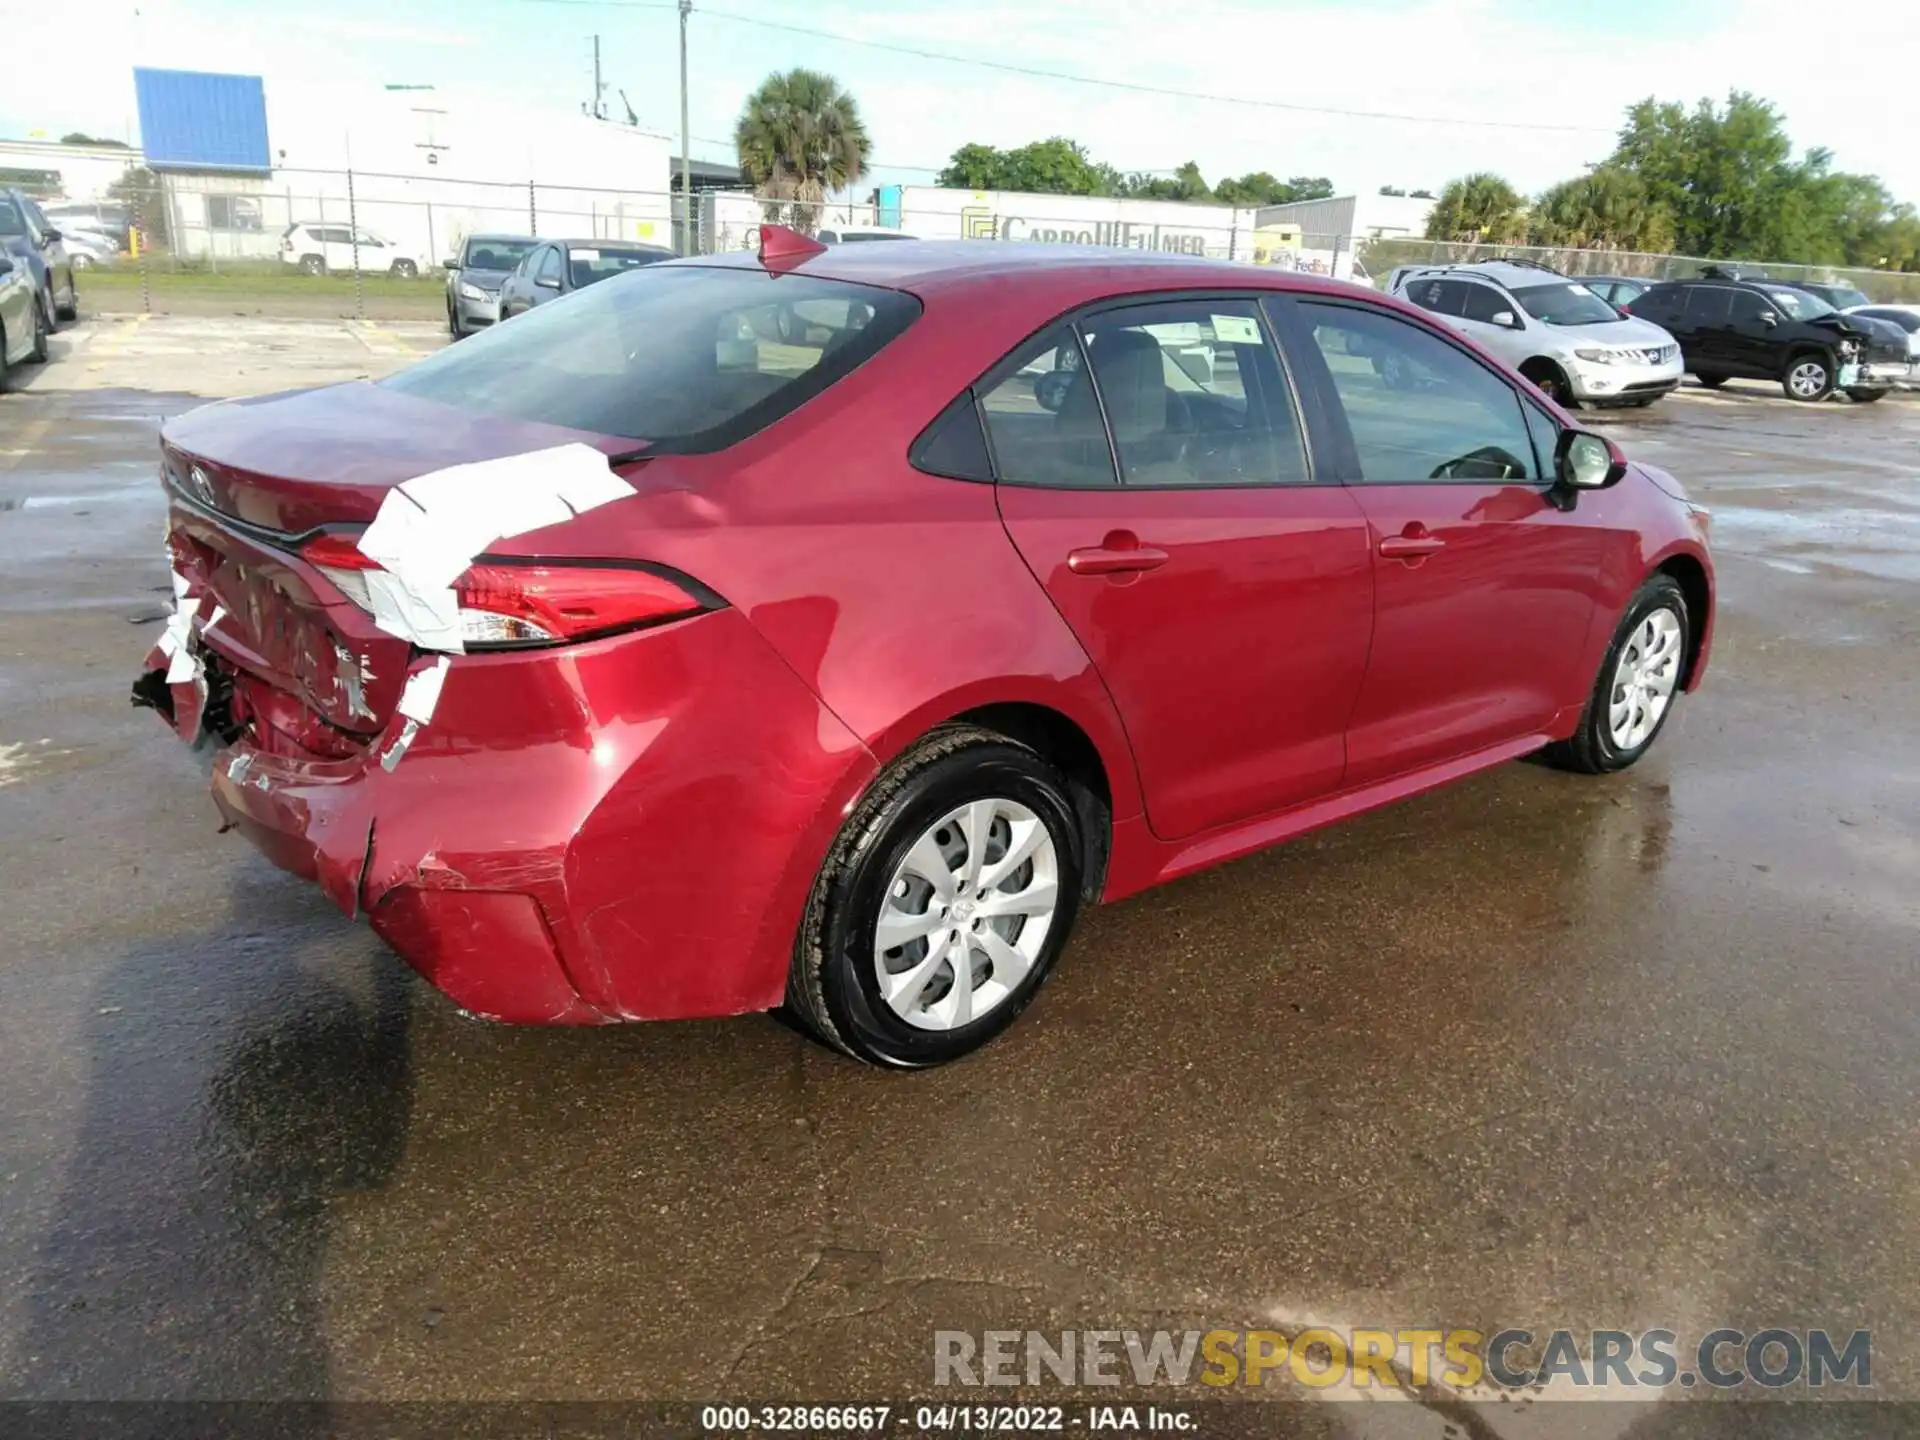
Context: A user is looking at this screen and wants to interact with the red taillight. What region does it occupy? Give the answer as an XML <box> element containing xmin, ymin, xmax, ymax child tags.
<box><xmin>301</xmin><ymin>531</ymin><xmax>380</xmax><ymax>571</ymax></box>
<box><xmin>298</xmin><ymin>533</ymin><xmax>709</xmax><ymax>647</ymax></box>
<box><xmin>454</xmin><ymin>562</ymin><xmax>708</xmax><ymax>645</ymax></box>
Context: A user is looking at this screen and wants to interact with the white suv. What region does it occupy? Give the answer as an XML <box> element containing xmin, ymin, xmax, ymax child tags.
<box><xmin>281</xmin><ymin>223</ymin><xmax>428</xmax><ymax>278</ymax></box>
<box><xmin>1390</xmin><ymin>260</ymin><xmax>1683</xmax><ymax>407</ymax></box>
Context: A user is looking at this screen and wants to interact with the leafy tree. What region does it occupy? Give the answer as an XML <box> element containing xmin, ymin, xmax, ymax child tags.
<box><xmin>107</xmin><ymin>165</ymin><xmax>168</xmax><ymax>247</ymax></box>
<box><xmin>936</xmin><ymin>137</ymin><xmax>1114</xmax><ymax>196</ymax></box>
<box><xmin>734</xmin><ymin>69</ymin><xmax>870</xmax><ymax>233</ymax></box>
<box><xmin>1379</xmin><ymin>185</ymin><xmax>1406</xmax><ymax>197</ymax></box>
<box><xmin>1119</xmin><ymin>160</ymin><xmax>1212</xmax><ymax>202</ymax></box>
<box><xmin>1528</xmin><ymin>166</ymin><xmax>1675</xmax><ymax>252</ymax></box>
<box><xmin>61</xmin><ymin>133</ymin><xmax>131</xmax><ymax>148</ymax></box>
<box><xmin>1424</xmin><ymin>172</ymin><xmax>1527</xmax><ymax>243</ymax></box>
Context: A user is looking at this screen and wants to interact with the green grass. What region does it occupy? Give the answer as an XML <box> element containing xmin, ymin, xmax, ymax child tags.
<box><xmin>81</xmin><ymin>265</ymin><xmax>446</xmax><ymax>321</ymax></box>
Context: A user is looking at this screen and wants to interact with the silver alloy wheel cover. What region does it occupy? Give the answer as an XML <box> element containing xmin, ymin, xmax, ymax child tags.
<box><xmin>1788</xmin><ymin>360</ymin><xmax>1827</xmax><ymax>398</ymax></box>
<box><xmin>1609</xmin><ymin>606</ymin><xmax>1683</xmax><ymax>751</ymax></box>
<box><xmin>873</xmin><ymin>797</ymin><xmax>1060</xmax><ymax>1032</ymax></box>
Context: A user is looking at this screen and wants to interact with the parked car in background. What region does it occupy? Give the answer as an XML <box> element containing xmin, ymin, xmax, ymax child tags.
<box><xmin>1579</xmin><ymin>275</ymin><xmax>1657</xmax><ymax>309</ymax></box>
<box><xmin>136</xmin><ymin>233</ymin><xmax>1713</xmax><ymax>1066</ymax></box>
<box><xmin>444</xmin><ymin>233</ymin><xmax>538</xmax><ymax>339</ymax></box>
<box><xmin>1391</xmin><ymin>260</ymin><xmax>1683</xmax><ymax>406</ymax></box>
<box><xmin>42</xmin><ymin>202</ymin><xmax>133</xmax><ymax>251</ymax></box>
<box><xmin>281</xmin><ymin>223</ymin><xmax>428</xmax><ymax>278</ymax></box>
<box><xmin>1845</xmin><ymin>303</ymin><xmax>1920</xmax><ymax>384</ymax></box>
<box><xmin>816</xmin><ymin>224</ymin><xmax>919</xmax><ymax>244</ymax></box>
<box><xmin>0</xmin><ymin>253</ymin><xmax>49</xmax><ymax>391</ymax></box>
<box><xmin>0</xmin><ymin>187</ymin><xmax>79</xmax><ymax>323</ymax></box>
<box><xmin>496</xmin><ymin>239</ymin><xmax>675</xmax><ymax>318</ymax></box>
<box><xmin>1626</xmin><ymin>278</ymin><xmax>1909</xmax><ymax>402</ymax></box>
<box><xmin>59</xmin><ymin>229</ymin><xmax>116</xmax><ymax>269</ymax></box>
<box><xmin>1771</xmin><ymin>279</ymin><xmax>1873</xmax><ymax>312</ymax></box>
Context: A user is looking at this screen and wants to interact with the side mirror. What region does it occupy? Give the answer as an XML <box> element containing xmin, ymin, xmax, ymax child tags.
<box><xmin>43</xmin><ymin>228</ymin><xmax>62</xmax><ymax>243</ymax></box>
<box><xmin>1551</xmin><ymin>429</ymin><xmax>1626</xmax><ymax>509</ymax></box>
<box><xmin>443</xmin><ymin>257</ymin><xmax>460</xmax><ymax>271</ymax></box>
<box><xmin>1491</xmin><ymin>310</ymin><xmax>1520</xmax><ymax>329</ymax></box>
<box><xmin>1760</xmin><ymin>312</ymin><xmax>1778</xmax><ymax>327</ymax></box>
<box><xmin>536</xmin><ymin>275</ymin><xmax>560</xmax><ymax>290</ymax></box>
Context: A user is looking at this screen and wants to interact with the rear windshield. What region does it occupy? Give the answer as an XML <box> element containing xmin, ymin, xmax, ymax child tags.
<box><xmin>567</xmin><ymin>245</ymin><xmax>671</xmax><ymax>287</ymax></box>
<box><xmin>464</xmin><ymin>237</ymin><xmax>537</xmax><ymax>270</ymax></box>
<box><xmin>382</xmin><ymin>265</ymin><xmax>921</xmax><ymax>452</ymax></box>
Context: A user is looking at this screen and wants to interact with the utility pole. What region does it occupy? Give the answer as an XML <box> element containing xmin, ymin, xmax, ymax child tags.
<box><xmin>591</xmin><ymin>35</ymin><xmax>606</xmax><ymax>120</ymax></box>
<box><xmin>679</xmin><ymin>0</ymin><xmax>692</xmax><ymax>252</ymax></box>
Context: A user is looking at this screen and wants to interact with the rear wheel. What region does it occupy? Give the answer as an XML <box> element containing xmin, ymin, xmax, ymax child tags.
<box><xmin>391</xmin><ymin>259</ymin><xmax>419</xmax><ymax>279</ymax></box>
<box><xmin>299</xmin><ymin>254</ymin><xmax>325</xmax><ymax>276</ymax></box>
<box><xmin>1783</xmin><ymin>353</ymin><xmax>1834</xmax><ymax>402</ymax></box>
<box><xmin>786</xmin><ymin>725</ymin><xmax>1084</xmax><ymax>1067</ymax></box>
<box><xmin>1845</xmin><ymin>387</ymin><xmax>1887</xmax><ymax>404</ymax></box>
<box><xmin>1546</xmin><ymin>575</ymin><xmax>1691</xmax><ymax>775</ymax></box>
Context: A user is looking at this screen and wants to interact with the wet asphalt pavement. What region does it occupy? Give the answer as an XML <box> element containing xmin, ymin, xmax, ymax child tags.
<box><xmin>1</xmin><ymin>319</ymin><xmax>1917</xmax><ymax>1433</ymax></box>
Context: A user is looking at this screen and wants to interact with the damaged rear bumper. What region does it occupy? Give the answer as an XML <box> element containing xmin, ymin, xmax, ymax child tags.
<box><xmin>139</xmin><ymin>604</ymin><xmax>878</xmax><ymax>1027</ymax></box>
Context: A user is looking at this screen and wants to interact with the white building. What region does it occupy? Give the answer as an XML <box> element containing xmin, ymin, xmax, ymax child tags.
<box><xmin>876</xmin><ymin>185</ymin><xmax>1262</xmax><ymax>262</ymax></box>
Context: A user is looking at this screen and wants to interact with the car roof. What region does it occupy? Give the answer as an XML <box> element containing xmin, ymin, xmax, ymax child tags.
<box><xmin>469</xmin><ymin>233</ymin><xmax>536</xmax><ymax>244</ymax></box>
<box><xmin>676</xmin><ymin>241</ymin><xmax>1383</xmax><ymax>306</ymax></box>
<box><xmin>556</xmin><ymin>238</ymin><xmax>674</xmax><ymax>252</ymax></box>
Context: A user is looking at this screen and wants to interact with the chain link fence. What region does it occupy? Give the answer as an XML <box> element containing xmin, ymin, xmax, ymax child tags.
<box><xmin>65</xmin><ymin>166</ymin><xmax>1920</xmax><ymax>319</ymax></box>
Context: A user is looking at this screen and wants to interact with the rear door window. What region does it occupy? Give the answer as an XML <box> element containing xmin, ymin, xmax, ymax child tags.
<box><xmin>382</xmin><ymin>266</ymin><xmax>921</xmax><ymax>451</ymax></box>
<box><xmin>1405</xmin><ymin>278</ymin><xmax>1468</xmax><ymax>316</ymax></box>
<box><xmin>977</xmin><ymin>329</ymin><xmax>1119</xmax><ymax>489</ymax></box>
<box><xmin>1074</xmin><ymin>298</ymin><xmax>1308</xmax><ymax>486</ymax></box>
<box><xmin>536</xmin><ymin>247</ymin><xmax>563</xmax><ymax>284</ymax></box>
<box><xmin>1684</xmin><ymin>287</ymin><xmax>1734</xmax><ymax>325</ymax></box>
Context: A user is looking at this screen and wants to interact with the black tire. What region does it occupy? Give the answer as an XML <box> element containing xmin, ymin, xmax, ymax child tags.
<box><xmin>785</xmin><ymin>725</ymin><xmax>1085</xmax><ymax>1068</ymax></box>
<box><xmin>300</xmin><ymin>255</ymin><xmax>325</xmax><ymax>276</ymax></box>
<box><xmin>1523</xmin><ymin>361</ymin><xmax>1578</xmax><ymax>409</ymax></box>
<box><xmin>55</xmin><ymin>269</ymin><xmax>77</xmax><ymax>322</ymax></box>
<box><xmin>1845</xmin><ymin>387</ymin><xmax>1887</xmax><ymax>404</ymax></box>
<box><xmin>1782</xmin><ymin>352</ymin><xmax>1834</xmax><ymax>402</ymax></box>
<box><xmin>1545</xmin><ymin>575</ymin><xmax>1692</xmax><ymax>775</ymax></box>
<box><xmin>391</xmin><ymin>259</ymin><xmax>419</xmax><ymax>279</ymax></box>
<box><xmin>1692</xmin><ymin>372</ymin><xmax>1728</xmax><ymax>389</ymax></box>
<box><xmin>447</xmin><ymin>302</ymin><xmax>463</xmax><ymax>340</ymax></box>
<box><xmin>30</xmin><ymin>298</ymin><xmax>49</xmax><ymax>363</ymax></box>
<box><xmin>0</xmin><ymin>323</ymin><xmax>9</xmax><ymax>393</ymax></box>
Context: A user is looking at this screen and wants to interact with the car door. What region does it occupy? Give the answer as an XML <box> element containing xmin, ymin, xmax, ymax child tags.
<box><xmin>531</xmin><ymin>244</ymin><xmax>564</xmax><ymax>306</ymax></box>
<box><xmin>354</xmin><ymin>230</ymin><xmax>389</xmax><ymax>269</ymax></box>
<box><xmin>1272</xmin><ymin>295</ymin><xmax>1614</xmax><ymax>786</ymax></box>
<box><xmin>1680</xmin><ymin>286</ymin><xmax>1738</xmax><ymax>373</ymax></box>
<box><xmin>499</xmin><ymin>248</ymin><xmax>537</xmax><ymax>315</ymax></box>
<box><xmin>1724</xmin><ymin>288</ymin><xmax>1785</xmax><ymax>376</ymax></box>
<box><xmin>987</xmin><ymin>296</ymin><xmax>1376</xmax><ymax>840</ymax></box>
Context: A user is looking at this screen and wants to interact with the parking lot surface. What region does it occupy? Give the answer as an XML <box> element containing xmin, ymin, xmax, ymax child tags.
<box><xmin>1</xmin><ymin>318</ymin><xmax>1917</xmax><ymax>1432</ymax></box>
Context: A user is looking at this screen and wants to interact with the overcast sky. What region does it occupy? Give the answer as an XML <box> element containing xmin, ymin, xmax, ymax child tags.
<box><xmin>3</xmin><ymin>0</ymin><xmax>1915</xmax><ymax>203</ymax></box>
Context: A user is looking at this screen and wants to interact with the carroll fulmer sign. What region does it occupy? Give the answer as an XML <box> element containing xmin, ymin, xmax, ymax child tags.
<box><xmin>960</xmin><ymin>206</ymin><xmax>1216</xmax><ymax>255</ymax></box>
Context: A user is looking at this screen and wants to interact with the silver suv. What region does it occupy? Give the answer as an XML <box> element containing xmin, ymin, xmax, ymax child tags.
<box><xmin>1388</xmin><ymin>260</ymin><xmax>1683</xmax><ymax>408</ymax></box>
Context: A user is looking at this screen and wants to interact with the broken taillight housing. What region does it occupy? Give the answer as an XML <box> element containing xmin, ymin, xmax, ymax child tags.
<box><xmin>299</xmin><ymin>533</ymin><xmax>712</xmax><ymax>648</ymax></box>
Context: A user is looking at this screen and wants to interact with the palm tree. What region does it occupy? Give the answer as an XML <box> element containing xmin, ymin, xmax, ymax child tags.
<box><xmin>1425</xmin><ymin>172</ymin><xmax>1527</xmax><ymax>246</ymax></box>
<box><xmin>1530</xmin><ymin>168</ymin><xmax>1675</xmax><ymax>253</ymax></box>
<box><xmin>734</xmin><ymin>69</ymin><xmax>871</xmax><ymax>235</ymax></box>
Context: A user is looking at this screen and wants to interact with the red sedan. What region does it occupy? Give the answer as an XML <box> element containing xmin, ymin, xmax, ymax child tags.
<box><xmin>135</xmin><ymin>229</ymin><xmax>1713</xmax><ymax>1066</ymax></box>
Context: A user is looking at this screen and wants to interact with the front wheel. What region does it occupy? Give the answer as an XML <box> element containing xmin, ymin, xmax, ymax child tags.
<box><xmin>299</xmin><ymin>255</ymin><xmax>325</xmax><ymax>276</ymax></box>
<box><xmin>1546</xmin><ymin>576</ymin><xmax>1691</xmax><ymax>775</ymax></box>
<box><xmin>390</xmin><ymin>259</ymin><xmax>419</xmax><ymax>279</ymax></box>
<box><xmin>1782</xmin><ymin>354</ymin><xmax>1834</xmax><ymax>402</ymax></box>
<box><xmin>56</xmin><ymin>271</ymin><xmax>77</xmax><ymax>322</ymax></box>
<box><xmin>30</xmin><ymin>299</ymin><xmax>49</xmax><ymax>363</ymax></box>
<box><xmin>1845</xmin><ymin>387</ymin><xmax>1887</xmax><ymax>404</ymax></box>
<box><xmin>786</xmin><ymin>726</ymin><xmax>1085</xmax><ymax>1067</ymax></box>
<box><xmin>1692</xmin><ymin>372</ymin><xmax>1728</xmax><ymax>389</ymax></box>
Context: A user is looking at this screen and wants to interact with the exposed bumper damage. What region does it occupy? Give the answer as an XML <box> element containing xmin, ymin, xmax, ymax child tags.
<box><xmin>136</xmin><ymin>602</ymin><xmax>876</xmax><ymax>1027</ymax></box>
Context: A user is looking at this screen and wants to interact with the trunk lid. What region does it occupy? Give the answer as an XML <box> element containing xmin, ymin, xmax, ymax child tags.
<box><xmin>160</xmin><ymin>383</ymin><xmax>648</xmax><ymax>742</ymax></box>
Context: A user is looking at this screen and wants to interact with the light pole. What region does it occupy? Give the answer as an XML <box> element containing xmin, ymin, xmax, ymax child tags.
<box><xmin>679</xmin><ymin>0</ymin><xmax>692</xmax><ymax>252</ymax></box>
